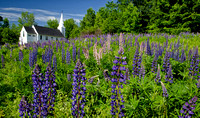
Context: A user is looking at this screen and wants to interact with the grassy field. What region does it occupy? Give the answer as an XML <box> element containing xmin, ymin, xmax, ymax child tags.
<box><xmin>0</xmin><ymin>32</ymin><xmax>200</xmax><ymax>117</ymax></box>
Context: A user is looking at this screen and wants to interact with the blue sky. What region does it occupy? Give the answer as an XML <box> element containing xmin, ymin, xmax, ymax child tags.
<box><xmin>0</xmin><ymin>0</ymin><xmax>117</xmax><ymax>26</ymax></box>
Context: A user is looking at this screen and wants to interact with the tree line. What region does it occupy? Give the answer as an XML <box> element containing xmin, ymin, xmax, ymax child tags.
<box><xmin>81</xmin><ymin>0</ymin><xmax>200</xmax><ymax>35</ymax></box>
<box><xmin>0</xmin><ymin>0</ymin><xmax>199</xmax><ymax>44</ymax></box>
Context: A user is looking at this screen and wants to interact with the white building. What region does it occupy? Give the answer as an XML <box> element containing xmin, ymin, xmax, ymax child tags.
<box><xmin>19</xmin><ymin>13</ymin><xmax>65</xmax><ymax>44</ymax></box>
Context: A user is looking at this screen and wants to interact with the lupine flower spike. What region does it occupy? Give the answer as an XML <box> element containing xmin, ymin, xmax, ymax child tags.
<box><xmin>110</xmin><ymin>47</ymin><xmax>126</xmax><ymax>118</ymax></box>
<box><xmin>189</xmin><ymin>47</ymin><xmax>199</xmax><ymax>79</ymax></box>
<box><xmin>71</xmin><ymin>59</ymin><xmax>87</xmax><ymax>118</ymax></box>
<box><xmin>160</xmin><ymin>81</ymin><xmax>168</xmax><ymax>97</ymax></box>
<box><xmin>32</xmin><ymin>64</ymin><xmax>44</xmax><ymax>117</ymax></box>
<box><xmin>66</xmin><ymin>48</ymin><xmax>71</xmax><ymax>64</ymax></box>
<box><xmin>19</xmin><ymin>50</ymin><xmax>24</xmax><ymax>62</ymax></box>
<box><xmin>132</xmin><ymin>46</ymin><xmax>142</xmax><ymax>78</ymax></box>
<box><xmin>155</xmin><ymin>64</ymin><xmax>161</xmax><ymax>83</ymax></box>
<box><xmin>165</xmin><ymin>65</ymin><xmax>173</xmax><ymax>83</ymax></box>
<box><xmin>19</xmin><ymin>96</ymin><xmax>32</xmax><ymax>118</ymax></box>
<box><xmin>179</xmin><ymin>96</ymin><xmax>198</xmax><ymax>118</ymax></box>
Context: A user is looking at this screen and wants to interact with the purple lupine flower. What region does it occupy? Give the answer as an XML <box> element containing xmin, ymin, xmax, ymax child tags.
<box><xmin>53</xmin><ymin>54</ymin><xmax>57</xmax><ymax>71</ymax></box>
<box><xmin>110</xmin><ymin>47</ymin><xmax>126</xmax><ymax>118</ymax></box>
<box><xmin>158</xmin><ymin>43</ymin><xmax>163</xmax><ymax>56</ymax></box>
<box><xmin>151</xmin><ymin>42</ymin><xmax>154</xmax><ymax>55</ymax></box>
<box><xmin>134</xmin><ymin>36</ymin><xmax>138</xmax><ymax>46</ymax></box>
<box><xmin>19</xmin><ymin>50</ymin><xmax>23</xmax><ymax>62</ymax></box>
<box><xmin>139</xmin><ymin>64</ymin><xmax>145</xmax><ymax>79</ymax></box>
<box><xmin>71</xmin><ymin>59</ymin><xmax>87</xmax><ymax>118</ymax></box>
<box><xmin>29</xmin><ymin>50</ymin><xmax>34</xmax><ymax>68</ymax></box>
<box><xmin>176</xmin><ymin>39</ymin><xmax>180</xmax><ymax>49</ymax></box>
<box><xmin>55</xmin><ymin>41</ymin><xmax>58</xmax><ymax>52</ymax></box>
<box><xmin>165</xmin><ymin>65</ymin><xmax>173</xmax><ymax>83</ymax></box>
<box><xmin>62</xmin><ymin>45</ymin><xmax>65</xmax><ymax>63</ymax></box>
<box><xmin>42</xmin><ymin>52</ymin><xmax>45</xmax><ymax>63</ymax></box>
<box><xmin>179</xmin><ymin>96</ymin><xmax>198</xmax><ymax>118</ymax></box>
<box><xmin>129</xmin><ymin>37</ymin><xmax>132</xmax><ymax>47</ymax></box>
<box><xmin>44</xmin><ymin>48</ymin><xmax>49</xmax><ymax>63</ymax></box>
<box><xmin>33</xmin><ymin>48</ymin><xmax>38</xmax><ymax>65</ymax></box>
<box><xmin>185</xmin><ymin>44</ymin><xmax>188</xmax><ymax>53</ymax></box>
<box><xmin>170</xmin><ymin>49</ymin><xmax>174</xmax><ymax>59</ymax></box>
<box><xmin>174</xmin><ymin>49</ymin><xmax>179</xmax><ymax>61</ymax></box>
<box><xmin>151</xmin><ymin>55</ymin><xmax>158</xmax><ymax>73</ymax></box>
<box><xmin>162</xmin><ymin>51</ymin><xmax>170</xmax><ymax>73</ymax></box>
<box><xmin>19</xmin><ymin>96</ymin><xmax>32</xmax><ymax>118</ymax></box>
<box><xmin>132</xmin><ymin>46</ymin><xmax>142</xmax><ymax>78</ymax></box>
<box><xmin>188</xmin><ymin>48</ymin><xmax>192</xmax><ymax>61</ymax></box>
<box><xmin>161</xmin><ymin>82</ymin><xmax>168</xmax><ymax>97</ymax></box>
<box><xmin>66</xmin><ymin>48</ymin><xmax>71</xmax><ymax>64</ymax></box>
<box><xmin>189</xmin><ymin>47</ymin><xmax>199</xmax><ymax>79</ymax></box>
<box><xmin>146</xmin><ymin>38</ymin><xmax>151</xmax><ymax>56</ymax></box>
<box><xmin>44</xmin><ymin>63</ymin><xmax>57</xmax><ymax>114</ymax></box>
<box><xmin>100</xmin><ymin>38</ymin><xmax>103</xmax><ymax>47</ymax></box>
<box><xmin>49</xmin><ymin>47</ymin><xmax>53</xmax><ymax>63</ymax></box>
<box><xmin>72</xmin><ymin>43</ymin><xmax>76</xmax><ymax>62</ymax></box>
<box><xmin>45</xmin><ymin>47</ymin><xmax>53</xmax><ymax>63</ymax></box>
<box><xmin>155</xmin><ymin>65</ymin><xmax>161</xmax><ymax>83</ymax></box>
<box><xmin>32</xmin><ymin>64</ymin><xmax>44</xmax><ymax>117</ymax></box>
<box><xmin>1</xmin><ymin>54</ymin><xmax>5</xmax><ymax>68</ymax></box>
<box><xmin>124</xmin><ymin>68</ymin><xmax>130</xmax><ymax>82</ymax></box>
<box><xmin>180</xmin><ymin>48</ymin><xmax>186</xmax><ymax>62</ymax></box>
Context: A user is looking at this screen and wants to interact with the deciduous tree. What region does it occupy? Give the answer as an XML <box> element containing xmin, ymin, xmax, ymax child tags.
<box><xmin>47</xmin><ymin>19</ymin><xmax>59</xmax><ymax>29</ymax></box>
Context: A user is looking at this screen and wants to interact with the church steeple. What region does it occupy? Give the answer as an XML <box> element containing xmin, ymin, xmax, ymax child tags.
<box><xmin>58</xmin><ymin>12</ymin><xmax>65</xmax><ymax>37</ymax></box>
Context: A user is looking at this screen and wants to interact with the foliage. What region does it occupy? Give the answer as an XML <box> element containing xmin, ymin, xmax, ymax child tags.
<box><xmin>0</xmin><ymin>33</ymin><xmax>200</xmax><ymax>117</ymax></box>
<box><xmin>64</xmin><ymin>18</ymin><xmax>80</xmax><ymax>39</ymax></box>
<box><xmin>18</xmin><ymin>12</ymin><xmax>37</xmax><ymax>29</ymax></box>
<box><xmin>47</xmin><ymin>19</ymin><xmax>59</xmax><ymax>29</ymax></box>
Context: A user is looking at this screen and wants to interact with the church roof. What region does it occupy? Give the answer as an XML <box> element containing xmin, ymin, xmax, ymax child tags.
<box><xmin>24</xmin><ymin>25</ymin><xmax>64</xmax><ymax>37</ymax></box>
<box><xmin>34</xmin><ymin>25</ymin><xmax>64</xmax><ymax>37</ymax></box>
<box><xmin>24</xmin><ymin>26</ymin><xmax>36</xmax><ymax>34</ymax></box>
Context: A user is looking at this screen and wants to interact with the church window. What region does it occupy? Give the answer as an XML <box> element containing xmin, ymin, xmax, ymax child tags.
<box><xmin>40</xmin><ymin>35</ymin><xmax>42</xmax><ymax>40</ymax></box>
<box><xmin>46</xmin><ymin>36</ymin><xmax>48</xmax><ymax>40</ymax></box>
<box><xmin>23</xmin><ymin>31</ymin><xmax>25</xmax><ymax>37</ymax></box>
<box><xmin>56</xmin><ymin>38</ymin><xmax>58</xmax><ymax>41</ymax></box>
<box><xmin>28</xmin><ymin>34</ymin><xmax>31</xmax><ymax>37</ymax></box>
<box><xmin>51</xmin><ymin>37</ymin><xmax>53</xmax><ymax>40</ymax></box>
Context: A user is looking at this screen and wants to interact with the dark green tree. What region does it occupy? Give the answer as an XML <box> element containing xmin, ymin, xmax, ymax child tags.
<box><xmin>1</xmin><ymin>28</ymin><xmax>18</xmax><ymax>44</ymax></box>
<box><xmin>64</xmin><ymin>18</ymin><xmax>79</xmax><ymax>39</ymax></box>
<box><xmin>18</xmin><ymin>12</ymin><xmax>37</xmax><ymax>28</ymax></box>
<box><xmin>80</xmin><ymin>8</ymin><xmax>96</xmax><ymax>30</ymax></box>
<box><xmin>47</xmin><ymin>19</ymin><xmax>59</xmax><ymax>29</ymax></box>
<box><xmin>2</xmin><ymin>18</ymin><xmax>9</xmax><ymax>28</ymax></box>
<box><xmin>121</xmin><ymin>3</ymin><xmax>139</xmax><ymax>33</ymax></box>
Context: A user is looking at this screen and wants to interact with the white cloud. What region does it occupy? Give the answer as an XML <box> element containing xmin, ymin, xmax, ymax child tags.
<box><xmin>0</xmin><ymin>12</ymin><xmax>21</xmax><ymax>21</ymax></box>
<box><xmin>0</xmin><ymin>7</ymin><xmax>83</xmax><ymax>25</ymax></box>
<box><xmin>1</xmin><ymin>7</ymin><xmax>59</xmax><ymax>16</ymax></box>
<box><xmin>74</xmin><ymin>19</ymin><xmax>81</xmax><ymax>23</ymax></box>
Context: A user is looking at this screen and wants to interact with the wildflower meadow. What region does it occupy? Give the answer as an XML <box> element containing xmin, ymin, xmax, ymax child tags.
<box><xmin>0</xmin><ymin>32</ymin><xmax>200</xmax><ymax>117</ymax></box>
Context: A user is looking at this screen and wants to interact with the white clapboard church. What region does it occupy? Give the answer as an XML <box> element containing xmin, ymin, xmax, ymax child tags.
<box><xmin>19</xmin><ymin>13</ymin><xmax>65</xmax><ymax>44</ymax></box>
